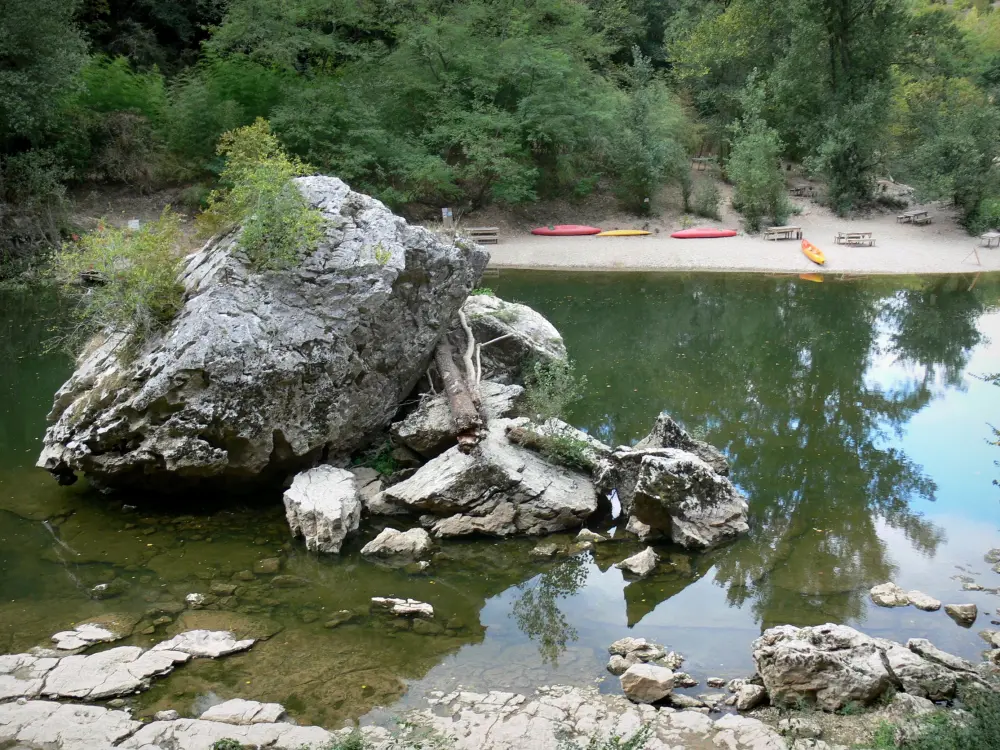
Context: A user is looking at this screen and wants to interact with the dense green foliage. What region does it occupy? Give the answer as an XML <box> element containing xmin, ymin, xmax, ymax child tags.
<box><xmin>199</xmin><ymin>119</ymin><xmax>324</xmax><ymax>270</ymax></box>
<box><xmin>887</xmin><ymin>689</ymin><xmax>1000</xmax><ymax>749</ymax></box>
<box><xmin>54</xmin><ymin>209</ymin><xmax>184</xmax><ymax>355</ymax></box>
<box><xmin>2</xmin><ymin>0</ymin><xmax>1000</xmax><ymax>277</ymax></box>
<box><xmin>522</xmin><ymin>359</ymin><xmax>588</xmax><ymax>422</ymax></box>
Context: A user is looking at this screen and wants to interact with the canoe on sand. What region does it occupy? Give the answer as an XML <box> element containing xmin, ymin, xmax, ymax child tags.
<box><xmin>595</xmin><ymin>230</ymin><xmax>651</xmax><ymax>237</ymax></box>
<box><xmin>801</xmin><ymin>239</ymin><xmax>826</xmax><ymax>266</ymax></box>
<box><xmin>531</xmin><ymin>225</ymin><xmax>602</xmax><ymax>236</ymax></box>
<box><xmin>670</xmin><ymin>227</ymin><xmax>738</xmax><ymax>239</ymax></box>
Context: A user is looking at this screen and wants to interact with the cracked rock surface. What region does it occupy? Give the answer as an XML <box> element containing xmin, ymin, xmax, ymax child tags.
<box><xmin>37</xmin><ymin>175</ymin><xmax>488</xmax><ymax>491</ymax></box>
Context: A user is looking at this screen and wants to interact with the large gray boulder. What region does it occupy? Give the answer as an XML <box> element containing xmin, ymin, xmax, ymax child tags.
<box><xmin>283</xmin><ymin>466</ymin><xmax>361</xmax><ymax>554</ymax></box>
<box><xmin>462</xmin><ymin>294</ymin><xmax>566</xmax><ymax>381</ymax></box>
<box><xmin>752</xmin><ymin>623</ymin><xmax>989</xmax><ymax>712</ymax></box>
<box><xmin>376</xmin><ymin>419</ymin><xmax>598</xmax><ymax>537</ymax></box>
<box><xmin>392</xmin><ymin>381</ymin><xmax>524</xmax><ymax>458</ymax></box>
<box><xmin>629</xmin><ymin>450</ymin><xmax>748</xmax><ymax>549</ymax></box>
<box><xmin>635</xmin><ymin>413</ymin><xmax>729</xmax><ymax>475</ymax></box>
<box><xmin>37</xmin><ymin>176</ymin><xmax>488</xmax><ymax>490</ymax></box>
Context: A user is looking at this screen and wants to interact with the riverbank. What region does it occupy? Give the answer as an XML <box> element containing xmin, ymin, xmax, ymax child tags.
<box><xmin>483</xmin><ymin>202</ymin><xmax>998</xmax><ymax>275</ymax></box>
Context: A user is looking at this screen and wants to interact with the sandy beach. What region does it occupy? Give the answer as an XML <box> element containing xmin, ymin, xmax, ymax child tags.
<box><xmin>484</xmin><ymin>200</ymin><xmax>999</xmax><ymax>276</ymax></box>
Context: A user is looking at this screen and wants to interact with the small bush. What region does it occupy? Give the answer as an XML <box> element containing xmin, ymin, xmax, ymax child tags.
<box><xmin>471</xmin><ymin>287</ymin><xmax>495</xmax><ymax>296</ymax></box>
<box><xmin>691</xmin><ymin>182</ymin><xmax>721</xmax><ymax>219</ymax></box>
<box><xmin>198</xmin><ymin>119</ymin><xmax>324</xmax><ymax>271</ymax></box>
<box><xmin>559</xmin><ymin>724</ymin><xmax>652</xmax><ymax>750</ymax></box>
<box><xmin>509</xmin><ymin>427</ymin><xmax>595</xmax><ymax>473</ymax></box>
<box><xmin>901</xmin><ymin>688</ymin><xmax>1000</xmax><ymax>750</ymax></box>
<box><xmin>211</xmin><ymin>740</ymin><xmax>246</xmax><ymax>750</ymax></box>
<box><xmin>972</xmin><ymin>197</ymin><xmax>1000</xmax><ymax>234</ymax></box>
<box><xmin>522</xmin><ymin>359</ymin><xmax>587</xmax><ymax>422</ymax></box>
<box><xmin>321</xmin><ymin>730</ymin><xmax>369</xmax><ymax>750</ymax></box>
<box><xmin>352</xmin><ymin>441</ymin><xmax>397</xmax><ymax>477</ymax></box>
<box><xmin>0</xmin><ymin>149</ymin><xmax>71</xmax><ymax>274</ymax></box>
<box><xmin>54</xmin><ymin>209</ymin><xmax>184</xmax><ymax>355</ymax></box>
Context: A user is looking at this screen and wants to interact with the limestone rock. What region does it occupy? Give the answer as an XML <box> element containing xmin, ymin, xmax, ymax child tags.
<box><xmin>707</xmin><ymin>677</ymin><xmax>726</xmax><ymax>688</ymax></box>
<box><xmin>150</xmin><ymin>629</ymin><xmax>255</xmax><ymax>658</ymax></box>
<box><xmin>41</xmin><ymin>646</ymin><xmax>190</xmax><ymax>699</ymax></box>
<box><xmin>668</xmin><ymin>693</ymin><xmax>706</xmax><ymax>709</ymax></box>
<box><xmin>0</xmin><ymin>700</ymin><xmax>140</xmax><ymax>750</ymax></box>
<box><xmin>361</xmin><ymin>527</ymin><xmax>431</xmax><ymax>564</ymax></box>
<box><xmin>606</xmin><ymin>655</ymin><xmax>633</xmax><ymax>676</ymax></box>
<box><xmin>392</xmin><ymin>382</ymin><xmax>524</xmax><ymax>458</ymax></box>
<box><xmin>981</xmin><ymin>630</ymin><xmax>1000</xmax><ymax>649</ymax></box>
<box><xmin>284</xmin><ymin>466</ymin><xmax>361</xmax><ymax>554</ymax></box>
<box><xmin>630</xmin><ymin>451</ymin><xmax>748</xmax><ymax>549</ymax></box>
<box><xmin>51</xmin><ymin>622</ymin><xmax>123</xmax><ymax>651</ymax></box>
<box><xmin>0</xmin><ymin>654</ymin><xmax>59</xmax><ymax>700</ymax></box>
<box><xmin>881</xmin><ymin>643</ymin><xmax>962</xmax><ymax>701</ymax></box>
<box><xmin>624</xmin><ymin>515</ymin><xmax>661</xmax><ymax>541</ymax></box>
<box><xmin>752</xmin><ymin>624</ymin><xmax>895</xmax><ymax>711</ymax></box>
<box><xmin>608</xmin><ymin>637</ymin><xmax>667</xmax><ymax>662</ymax></box>
<box><xmin>462</xmin><ymin>294</ymin><xmax>566</xmax><ymax>381</ymax></box>
<box><xmin>870</xmin><ymin>582</ymin><xmax>910</xmax><ymax>608</ymax></box>
<box><xmin>620</xmin><ymin>663</ymin><xmax>674</xmax><ymax>703</ymax></box>
<box><xmin>634</xmin><ymin>412</ymin><xmax>730</xmax><ymax>475</ymax></box>
<box><xmin>576</xmin><ymin>529</ymin><xmax>607</xmax><ymax>544</ymax></box>
<box><xmin>531</xmin><ymin>543</ymin><xmax>559</xmax><ymax>558</ymax></box>
<box><xmin>614</xmin><ymin>547</ymin><xmax>659</xmax><ymax>578</ymax></box>
<box><xmin>38</xmin><ymin>175</ymin><xmax>488</xmax><ymax>491</ymax></box>
<box><xmin>674</xmin><ymin>672</ymin><xmax>698</xmax><ymax>687</ymax></box>
<box><xmin>735</xmin><ymin>683</ymin><xmax>768</xmax><ymax>711</ymax></box>
<box><xmin>199</xmin><ymin>698</ymin><xmax>286</xmax><ymax>725</ymax></box>
<box><xmin>907</xmin><ymin>591</ymin><xmax>941</xmax><ymax>612</ymax></box>
<box><xmin>945</xmin><ymin>603</ymin><xmax>978</xmax><ymax>627</ymax></box>
<box><xmin>371</xmin><ymin>597</ymin><xmax>434</xmax><ymax>618</ymax></box>
<box><xmin>379</xmin><ymin>419</ymin><xmax>598</xmax><ymax>538</ymax></box>
<box><xmin>123</xmin><ymin>717</ymin><xmax>333</xmax><ymax>749</ymax></box>
<box><xmin>351</xmin><ymin>467</ymin><xmax>396</xmax><ymax>517</ymax></box>
<box><xmin>885</xmin><ymin>692</ymin><xmax>937</xmax><ymax>718</ymax></box>
<box><xmin>155</xmin><ymin>709</ymin><xmax>181</xmax><ymax>720</ymax></box>
<box><xmin>505</xmin><ymin>418</ymin><xmax>613</xmax><ymax>474</ymax></box>
<box><xmin>906</xmin><ymin>638</ymin><xmax>978</xmax><ymax>674</ymax></box>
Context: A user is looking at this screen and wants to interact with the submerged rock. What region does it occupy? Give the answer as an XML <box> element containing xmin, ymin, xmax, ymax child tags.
<box><xmin>360</xmin><ymin>527</ymin><xmax>432</xmax><ymax>561</ymax></box>
<box><xmin>378</xmin><ymin>419</ymin><xmax>598</xmax><ymax>538</ymax></box>
<box><xmin>462</xmin><ymin>294</ymin><xmax>566</xmax><ymax>381</ymax></box>
<box><xmin>907</xmin><ymin>591</ymin><xmax>941</xmax><ymax>612</ymax></box>
<box><xmin>151</xmin><ymin>629</ymin><xmax>255</xmax><ymax>658</ymax></box>
<box><xmin>945</xmin><ymin>603</ymin><xmax>978</xmax><ymax>627</ymax></box>
<box><xmin>37</xmin><ymin>176</ymin><xmax>488</xmax><ymax>490</ymax></box>
<box><xmin>392</xmin><ymin>381</ymin><xmax>524</xmax><ymax>458</ymax></box>
<box><xmin>51</xmin><ymin>622</ymin><xmax>124</xmax><ymax>651</ymax></box>
<box><xmin>283</xmin><ymin>466</ymin><xmax>361</xmax><ymax>554</ymax></box>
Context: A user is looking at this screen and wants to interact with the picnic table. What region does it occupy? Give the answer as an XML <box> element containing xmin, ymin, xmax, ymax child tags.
<box><xmin>467</xmin><ymin>227</ymin><xmax>499</xmax><ymax>245</ymax></box>
<box><xmin>835</xmin><ymin>231</ymin><xmax>876</xmax><ymax>247</ymax></box>
<box><xmin>763</xmin><ymin>225</ymin><xmax>802</xmax><ymax>241</ymax></box>
<box><xmin>897</xmin><ymin>209</ymin><xmax>932</xmax><ymax>225</ymax></box>
<box><xmin>982</xmin><ymin>232</ymin><xmax>1000</xmax><ymax>248</ymax></box>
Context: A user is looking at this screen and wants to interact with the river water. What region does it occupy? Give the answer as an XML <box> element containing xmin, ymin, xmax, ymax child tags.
<box><xmin>1</xmin><ymin>272</ymin><xmax>999</xmax><ymax>727</ymax></box>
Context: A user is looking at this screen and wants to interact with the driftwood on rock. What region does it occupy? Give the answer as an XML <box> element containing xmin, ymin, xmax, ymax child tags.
<box><xmin>434</xmin><ymin>339</ymin><xmax>483</xmax><ymax>453</ymax></box>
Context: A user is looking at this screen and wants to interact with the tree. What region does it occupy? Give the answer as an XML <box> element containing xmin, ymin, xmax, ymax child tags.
<box><xmin>610</xmin><ymin>46</ymin><xmax>691</xmax><ymax>214</ymax></box>
<box><xmin>727</xmin><ymin>74</ymin><xmax>788</xmax><ymax>231</ymax></box>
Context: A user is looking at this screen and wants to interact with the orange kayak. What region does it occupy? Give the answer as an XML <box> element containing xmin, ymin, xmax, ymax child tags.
<box><xmin>799</xmin><ymin>273</ymin><xmax>824</xmax><ymax>283</ymax></box>
<box><xmin>801</xmin><ymin>239</ymin><xmax>825</xmax><ymax>266</ymax></box>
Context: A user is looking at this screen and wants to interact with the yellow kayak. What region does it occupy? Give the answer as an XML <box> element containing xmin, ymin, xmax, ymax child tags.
<box><xmin>595</xmin><ymin>230</ymin><xmax>651</xmax><ymax>237</ymax></box>
<box><xmin>801</xmin><ymin>239</ymin><xmax>826</xmax><ymax>266</ymax></box>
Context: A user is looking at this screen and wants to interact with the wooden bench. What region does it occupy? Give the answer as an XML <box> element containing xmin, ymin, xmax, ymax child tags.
<box><xmin>789</xmin><ymin>186</ymin><xmax>814</xmax><ymax>197</ymax></box>
<box><xmin>763</xmin><ymin>225</ymin><xmax>802</xmax><ymax>241</ymax></box>
<box><xmin>982</xmin><ymin>232</ymin><xmax>1000</xmax><ymax>248</ymax></box>
<box><xmin>467</xmin><ymin>227</ymin><xmax>499</xmax><ymax>245</ymax></box>
<box><xmin>913</xmin><ymin>215</ymin><xmax>933</xmax><ymax>225</ymax></box>
<box><xmin>835</xmin><ymin>231</ymin><xmax>875</xmax><ymax>247</ymax></box>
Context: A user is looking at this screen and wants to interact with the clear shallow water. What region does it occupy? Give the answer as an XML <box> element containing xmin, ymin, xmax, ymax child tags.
<box><xmin>2</xmin><ymin>273</ymin><xmax>999</xmax><ymax>727</ymax></box>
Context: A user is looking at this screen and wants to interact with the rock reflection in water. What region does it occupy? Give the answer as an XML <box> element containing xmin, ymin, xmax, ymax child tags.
<box><xmin>499</xmin><ymin>272</ymin><xmax>995</xmax><ymax>631</ymax></box>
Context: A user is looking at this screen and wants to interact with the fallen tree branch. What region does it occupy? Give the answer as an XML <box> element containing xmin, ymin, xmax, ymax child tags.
<box><xmin>474</xmin><ymin>333</ymin><xmax>515</xmax><ymax>384</ymax></box>
<box><xmin>434</xmin><ymin>339</ymin><xmax>483</xmax><ymax>452</ymax></box>
<box><xmin>457</xmin><ymin>309</ymin><xmax>477</xmax><ymax>384</ymax></box>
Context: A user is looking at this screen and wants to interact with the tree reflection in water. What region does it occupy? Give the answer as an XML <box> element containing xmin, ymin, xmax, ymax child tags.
<box><xmin>511</xmin><ymin>555</ymin><xmax>589</xmax><ymax>664</ymax></box>
<box><xmin>499</xmin><ymin>272</ymin><xmax>997</xmax><ymax>631</ymax></box>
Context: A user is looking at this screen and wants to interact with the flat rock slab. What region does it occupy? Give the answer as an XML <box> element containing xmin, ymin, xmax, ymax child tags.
<box><xmin>0</xmin><ymin>700</ymin><xmax>140</xmax><ymax>750</ymax></box>
<box><xmin>199</xmin><ymin>698</ymin><xmax>286</xmax><ymax>725</ymax></box>
<box><xmin>123</xmin><ymin>718</ymin><xmax>334</xmax><ymax>750</ymax></box>
<box><xmin>0</xmin><ymin>654</ymin><xmax>60</xmax><ymax>700</ymax></box>
<box><xmin>51</xmin><ymin>623</ymin><xmax>122</xmax><ymax>651</ymax></box>
<box><xmin>361</xmin><ymin>527</ymin><xmax>432</xmax><ymax>561</ymax></box>
<box><xmin>42</xmin><ymin>647</ymin><xmax>190</xmax><ymax>700</ymax></box>
<box><xmin>371</xmin><ymin>597</ymin><xmax>434</xmax><ymax>618</ymax></box>
<box><xmin>151</xmin><ymin>630</ymin><xmax>255</xmax><ymax>658</ymax></box>
<box><xmin>870</xmin><ymin>582</ymin><xmax>910</xmax><ymax>608</ymax></box>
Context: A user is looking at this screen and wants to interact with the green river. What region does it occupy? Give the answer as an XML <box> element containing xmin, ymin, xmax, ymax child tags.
<box><xmin>2</xmin><ymin>271</ymin><xmax>999</xmax><ymax>727</ymax></box>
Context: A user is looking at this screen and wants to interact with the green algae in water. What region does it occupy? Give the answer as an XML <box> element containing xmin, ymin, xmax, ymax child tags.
<box><xmin>4</xmin><ymin>273</ymin><xmax>1000</xmax><ymax>726</ymax></box>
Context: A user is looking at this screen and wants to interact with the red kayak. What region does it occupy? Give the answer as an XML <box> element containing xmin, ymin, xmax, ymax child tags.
<box><xmin>670</xmin><ymin>227</ymin><xmax>738</xmax><ymax>239</ymax></box>
<box><xmin>531</xmin><ymin>225</ymin><xmax>602</xmax><ymax>236</ymax></box>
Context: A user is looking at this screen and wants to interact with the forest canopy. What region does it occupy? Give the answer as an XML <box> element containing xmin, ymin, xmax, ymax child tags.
<box><xmin>1</xmin><ymin>0</ymin><xmax>999</xmax><ymax>272</ymax></box>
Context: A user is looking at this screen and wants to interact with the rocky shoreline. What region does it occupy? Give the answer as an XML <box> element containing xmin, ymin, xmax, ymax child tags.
<box><xmin>2</xmin><ymin>616</ymin><xmax>998</xmax><ymax>750</ymax></box>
